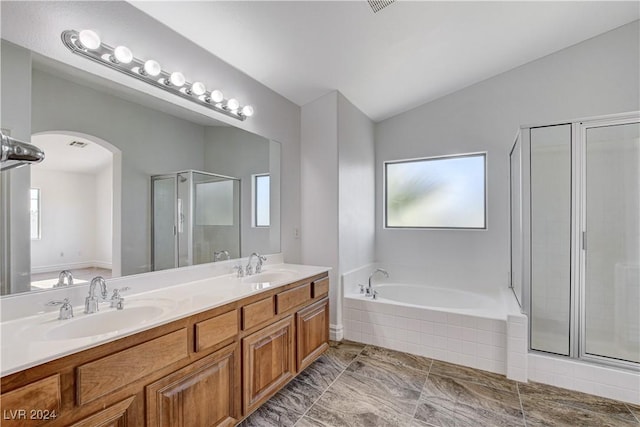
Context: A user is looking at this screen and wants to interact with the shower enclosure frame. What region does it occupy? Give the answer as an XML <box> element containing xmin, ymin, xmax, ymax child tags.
<box><xmin>512</xmin><ymin>111</ymin><xmax>640</xmax><ymax>371</ymax></box>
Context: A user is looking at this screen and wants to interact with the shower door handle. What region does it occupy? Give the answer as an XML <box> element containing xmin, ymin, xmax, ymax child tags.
<box><xmin>582</xmin><ymin>231</ymin><xmax>587</xmax><ymax>251</ymax></box>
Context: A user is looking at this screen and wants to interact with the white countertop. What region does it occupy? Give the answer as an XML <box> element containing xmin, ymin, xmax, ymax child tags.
<box><xmin>0</xmin><ymin>258</ymin><xmax>329</xmax><ymax>377</ymax></box>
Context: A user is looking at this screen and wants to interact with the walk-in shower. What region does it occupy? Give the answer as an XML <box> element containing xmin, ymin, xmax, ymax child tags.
<box><xmin>510</xmin><ymin>112</ymin><xmax>639</xmax><ymax>369</ymax></box>
<box><xmin>151</xmin><ymin>170</ymin><xmax>240</xmax><ymax>271</ymax></box>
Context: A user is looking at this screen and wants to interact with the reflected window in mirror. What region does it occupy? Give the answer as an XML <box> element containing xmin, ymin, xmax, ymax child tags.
<box><xmin>30</xmin><ymin>188</ymin><xmax>41</xmax><ymax>240</ymax></box>
<box><xmin>253</xmin><ymin>174</ymin><xmax>270</xmax><ymax>227</ymax></box>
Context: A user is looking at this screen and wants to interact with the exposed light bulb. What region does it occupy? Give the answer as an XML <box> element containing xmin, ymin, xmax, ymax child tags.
<box><xmin>226</xmin><ymin>98</ymin><xmax>240</xmax><ymax>111</ymax></box>
<box><xmin>113</xmin><ymin>46</ymin><xmax>133</xmax><ymax>64</ymax></box>
<box><xmin>209</xmin><ymin>90</ymin><xmax>224</xmax><ymax>103</ymax></box>
<box><xmin>78</xmin><ymin>30</ymin><xmax>101</xmax><ymax>50</ymax></box>
<box><xmin>241</xmin><ymin>105</ymin><xmax>254</xmax><ymax>117</ymax></box>
<box><xmin>143</xmin><ymin>60</ymin><xmax>161</xmax><ymax>77</ymax></box>
<box><xmin>190</xmin><ymin>81</ymin><xmax>206</xmax><ymax>96</ymax></box>
<box><xmin>169</xmin><ymin>72</ymin><xmax>185</xmax><ymax>87</ymax></box>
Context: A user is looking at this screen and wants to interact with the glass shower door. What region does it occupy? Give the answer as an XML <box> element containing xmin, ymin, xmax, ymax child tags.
<box><xmin>529</xmin><ymin>124</ymin><xmax>572</xmax><ymax>356</ymax></box>
<box><xmin>583</xmin><ymin>121</ymin><xmax>640</xmax><ymax>364</ymax></box>
<box><xmin>152</xmin><ymin>175</ymin><xmax>177</xmax><ymax>271</ymax></box>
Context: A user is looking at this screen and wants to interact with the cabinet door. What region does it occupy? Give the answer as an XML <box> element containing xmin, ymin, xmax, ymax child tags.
<box><xmin>70</xmin><ymin>396</ymin><xmax>136</xmax><ymax>427</ymax></box>
<box><xmin>146</xmin><ymin>343</ymin><xmax>240</xmax><ymax>427</ymax></box>
<box><xmin>242</xmin><ymin>315</ymin><xmax>295</xmax><ymax>414</ymax></box>
<box><xmin>296</xmin><ymin>298</ymin><xmax>329</xmax><ymax>372</ymax></box>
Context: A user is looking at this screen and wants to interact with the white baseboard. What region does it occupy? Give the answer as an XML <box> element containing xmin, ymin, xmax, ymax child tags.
<box><xmin>330</xmin><ymin>323</ymin><xmax>343</xmax><ymax>341</ymax></box>
<box><xmin>31</xmin><ymin>261</ymin><xmax>112</xmax><ymax>274</ymax></box>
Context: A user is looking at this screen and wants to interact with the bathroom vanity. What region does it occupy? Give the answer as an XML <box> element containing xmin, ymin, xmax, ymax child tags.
<box><xmin>0</xmin><ymin>264</ymin><xmax>329</xmax><ymax>426</ymax></box>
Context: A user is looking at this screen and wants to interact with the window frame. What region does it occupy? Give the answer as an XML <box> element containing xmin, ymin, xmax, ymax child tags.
<box><xmin>30</xmin><ymin>187</ymin><xmax>42</xmax><ymax>240</ymax></box>
<box><xmin>383</xmin><ymin>152</ymin><xmax>488</xmax><ymax>230</ymax></box>
<box><xmin>252</xmin><ymin>173</ymin><xmax>270</xmax><ymax>228</ymax></box>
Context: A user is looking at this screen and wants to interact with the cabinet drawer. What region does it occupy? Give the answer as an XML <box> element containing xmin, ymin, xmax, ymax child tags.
<box><xmin>0</xmin><ymin>374</ymin><xmax>60</xmax><ymax>427</ymax></box>
<box><xmin>276</xmin><ymin>283</ymin><xmax>311</xmax><ymax>314</ymax></box>
<box><xmin>312</xmin><ymin>277</ymin><xmax>329</xmax><ymax>298</ymax></box>
<box><xmin>76</xmin><ymin>328</ymin><xmax>188</xmax><ymax>405</ymax></box>
<box><xmin>195</xmin><ymin>310</ymin><xmax>238</xmax><ymax>352</ymax></box>
<box><xmin>242</xmin><ymin>297</ymin><xmax>274</xmax><ymax>330</ymax></box>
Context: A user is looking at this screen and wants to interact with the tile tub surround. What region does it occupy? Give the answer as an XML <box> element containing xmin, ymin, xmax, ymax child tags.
<box><xmin>239</xmin><ymin>341</ymin><xmax>640</xmax><ymax>427</ymax></box>
<box><xmin>343</xmin><ymin>293</ymin><xmax>522</xmax><ymax>377</ymax></box>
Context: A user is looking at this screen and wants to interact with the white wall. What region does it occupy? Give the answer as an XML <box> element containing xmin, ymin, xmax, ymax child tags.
<box><xmin>301</xmin><ymin>92</ymin><xmax>340</xmax><ymax>327</ymax></box>
<box><xmin>1</xmin><ymin>0</ymin><xmax>302</xmax><ymax>264</ymax></box>
<box><xmin>30</xmin><ymin>169</ymin><xmax>97</xmax><ymax>271</ymax></box>
<box><xmin>338</xmin><ymin>93</ymin><xmax>376</xmax><ymax>274</ymax></box>
<box><xmin>301</xmin><ymin>91</ymin><xmax>376</xmax><ymax>335</ymax></box>
<box><xmin>375</xmin><ymin>21</ymin><xmax>640</xmax><ymax>293</ymax></box>
<box><xmin>95</xmin><ymin>163</ymin><xmax>112</xmax><ymax>268</ymax></box>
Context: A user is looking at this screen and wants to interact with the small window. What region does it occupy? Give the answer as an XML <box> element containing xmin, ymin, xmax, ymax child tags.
<box><xmin>30</xmin><ymin>188</ymin><xmax>41</xmax><ymax>239</ymax></box>
<box><xmin>253</xmin><ymin>174</ymin><xmax>270</xmax><ymax>227</ymax></box>
<box><xmin>384</xmin><ymin>153</ymin><xmax>486</xmax><ymax>229</ymax></box>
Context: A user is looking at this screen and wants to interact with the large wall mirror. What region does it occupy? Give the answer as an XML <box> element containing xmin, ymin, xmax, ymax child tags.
<box><xmin>0</xmin><ymin>41</ymin><xmax>281</xmax><ymax>296</ymax></box>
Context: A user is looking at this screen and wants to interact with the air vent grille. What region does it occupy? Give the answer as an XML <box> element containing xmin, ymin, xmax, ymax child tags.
<box><xmin>368</xmin><ymin>0</ymin><xmax>396</xmax><ymax>13</ymax></box>
<box><xmin>68</xmin><ymin>141</ymin><xmax>88</xmax><ymax>148</ymax></box>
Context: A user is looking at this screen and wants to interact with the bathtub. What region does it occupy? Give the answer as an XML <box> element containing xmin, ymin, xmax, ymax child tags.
<box><xmin>343</xmin><ymin>274</ymin><xmax>526</xmax><ymax>378</ymax></box>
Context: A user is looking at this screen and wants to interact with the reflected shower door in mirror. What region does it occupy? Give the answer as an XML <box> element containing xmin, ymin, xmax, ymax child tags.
<box><xmin>0</xmin><ymin>41</ymin><xmax>281</xmax><ymax>296</ymax></box>
<box><xmin>152</xmin><ymin>171</ymin><xmax>240</xmax><ymax>272</ymax></box>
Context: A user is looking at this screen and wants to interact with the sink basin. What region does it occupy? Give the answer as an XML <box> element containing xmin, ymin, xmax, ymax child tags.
<box><xmin>46</xmin><ymin>306</ymin><xmax>165</xmax><ymax>340</ymax></box>
<box><xmin>242</xmin><ymin>269</ymin><xmax>299</xmax><ymax>284</ymax></box>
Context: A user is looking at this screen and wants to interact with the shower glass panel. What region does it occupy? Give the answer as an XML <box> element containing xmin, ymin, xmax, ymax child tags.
<box><xmin>530</xmin><ymin>124</ymin><xmax>572</xmax><ymax>356</ymax></box>
<box><xmin>509</xmin><ymin>134</ymin><xmax>523</xmax><ymax>307</ymax></box>
<box><xmin>584</xmin><ymin>122</ymin><xmax>640</xmax><ymax>363</ymax></box>
<box><xmin>192</xmin><ymin>172</ymin><xmax>241</xmax><ymax>265</ymax></box>
<box><xmin>152</xmin><ymin>176</ymin><xmax>177</xmax><ymax>271</ymax></box>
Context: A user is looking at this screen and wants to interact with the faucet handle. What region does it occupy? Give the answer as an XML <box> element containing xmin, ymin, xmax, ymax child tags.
<box><xmin>233</xmin><ymin>265</ymin><xmax>244</xmax><ymax>278</ymax></box>
<box><xmin>372</xmin><ymin>290</ymin><xmax>379</xmax><ymax>300</ymax></box>
<box><xmin>110</xmin><ymin>287</ymin><xmax>130</xmax><ymax>309</ymax></box>
<box><xmin>358</xmin><ymin>284</ymin><xmax>365</xmax><ymax>294</ymax></box>
<box><xmin>46</xmin><ymin>298</ymin><xmax>74</xmax><ymax>320</ymax></box>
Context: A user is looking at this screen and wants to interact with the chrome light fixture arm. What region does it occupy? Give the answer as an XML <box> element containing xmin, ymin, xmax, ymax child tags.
<box><xmin>61</xmin><ymin>30</ymin><xmax>254</xmax><ymax>122</ymax></box>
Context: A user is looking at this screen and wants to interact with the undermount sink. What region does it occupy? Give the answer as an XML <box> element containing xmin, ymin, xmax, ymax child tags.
<box><xmin>46</xmin><ymin>306</ymin><xmax>165</xmax><ymax>340</ymax></box>
<box><xmin>27</xmin><ymin>298</ymin><xmax>177</xmax><ymax>341</ymax></box>
<box><xmin>242</xmin><ymin>269</ymin><xmax>299</xmax><ymax>284</ymax></box>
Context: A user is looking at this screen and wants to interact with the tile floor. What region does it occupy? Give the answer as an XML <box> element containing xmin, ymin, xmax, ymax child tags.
<box><xmin>239</xmin><ymin>341</ymin><xmax>640</xmax><ymax>427</ymax></box>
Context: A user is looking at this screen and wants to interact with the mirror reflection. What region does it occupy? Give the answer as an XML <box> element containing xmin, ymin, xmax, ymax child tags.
<box><xmin>0</xmin><ymin>42</ymin><xmax>281</xmax><ymax>296</ymax></box>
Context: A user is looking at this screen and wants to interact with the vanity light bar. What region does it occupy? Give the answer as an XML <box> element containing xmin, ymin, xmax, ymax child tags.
<box><xmin>61</xmin><ymin>30</ymin><xmax>254</xmax><ymax>121</ymax></box>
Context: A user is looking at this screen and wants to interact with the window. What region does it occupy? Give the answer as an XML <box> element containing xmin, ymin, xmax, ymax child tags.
<box><xmin>30</xmin><ymin>188</ymin><xmax>41</xmax><ymax>239</ymax></box>
<box><xmin>253</xmin><ymin>174</ymin><xmax>270</xmax><ymax>227</ymax></box>
<box><xmin>384</xmin><ymin>153</ymin><xmax>486</xmax><ymax>229</ymax></box>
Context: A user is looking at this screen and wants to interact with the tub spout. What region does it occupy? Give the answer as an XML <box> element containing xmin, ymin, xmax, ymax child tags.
<box><xmin>367</xmin><ymin>268</ymin><xmax>389</xmax><ymax>297</ymax></box>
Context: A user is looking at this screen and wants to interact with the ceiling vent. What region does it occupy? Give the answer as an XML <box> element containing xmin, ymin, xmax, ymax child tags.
<box><xmin>367</xmin><ymin>0</ymin><xmax>396</xmax><ymax>13</ymax></box>
<box><xmin>68</xmin><ymin>141</ymin><xmax>88</xmax><ymax>148</ymax></box>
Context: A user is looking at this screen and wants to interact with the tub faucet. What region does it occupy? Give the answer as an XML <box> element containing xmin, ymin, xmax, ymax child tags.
<box><xmin>366</xmin><ymin>268</ymin><xmax>389</xmax><ymax>297</ymax></box>
<box><xmin>246</xmin><ymin>252</ymin><xmax>267</xmax><ymax>276</ymax></box>
<box><xmin>85</xmin><ymin>276</ymin><xmax>108</xmax><ymax>314</ymax></box>
<box><xmin>213</xmin><ymin>250</ymin><xmax>230</xmax><ymax>262</ymax></box>
<box><xmin>54</xmin><ymin>270</ymin><xmax>74</xmax><ymax>287</ymax></box>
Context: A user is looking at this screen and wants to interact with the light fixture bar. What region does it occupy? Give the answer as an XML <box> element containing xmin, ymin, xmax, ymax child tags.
<box><xmin>61</xmin><ymin>30</ymin><xmax>253</xmax><ymax>121</ymax></box>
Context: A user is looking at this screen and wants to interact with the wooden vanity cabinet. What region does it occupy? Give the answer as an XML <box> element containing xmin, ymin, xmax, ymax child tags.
<box><xmin>296</xmin><ymin>298</ymin><xmax>330</xmax><ymax>372</ymax></box>
<box><xmin>146</xmin><ymin>343</ymin><xmax>240</xmax><ymax>427</ymax></box>
<box><xmin>241</xmin><ymin>316</ymin><xmax>296</xmax><ymax>414</ymax></box>
<box><xmin>0</xmin><ymin>271</ymin><xmax>329</xmax><ymax>427</ymax></box>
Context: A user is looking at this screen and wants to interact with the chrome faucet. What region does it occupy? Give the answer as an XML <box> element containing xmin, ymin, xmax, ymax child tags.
<box><xmin>366</xmin><ymin>268</ymin><xmax>389</xmax><ymax>298</ymax></box>
<box><xmin>213</xmin><ymin>250</ymin><xmax>230</xmax><ymax>262</ymax></box>
<box><xmin>54</xmin><ymin>270</ymin><xmax>74</xmax><ymax>287</ymax></box>
<box><xmin>85</xmin><ymin>276</ymin><xmax>108</xmax><ymax>314</ymax></box>
<box><xmin>245</xmin><ymin>252</ymin><xmax>267</xmax><ymax>276</ymax></box>
<box><xmin>47</xmin><ymin>298</ymin><xmax>74</xmax><ymax>320</ymax></box>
